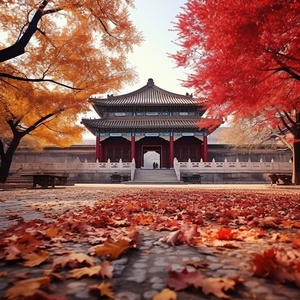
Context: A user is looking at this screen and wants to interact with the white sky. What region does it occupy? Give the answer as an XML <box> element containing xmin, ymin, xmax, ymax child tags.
<box><xmin>123</xmin><ymin>0</ymin><xmax>189</xmax><ymax>95</ymax></box>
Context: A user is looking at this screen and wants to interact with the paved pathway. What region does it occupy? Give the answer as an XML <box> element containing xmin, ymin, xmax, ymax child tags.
<box><xmin>0</xmin><ymin>184</ymin><xmax>299</xmax><ymax>300</ymax></box>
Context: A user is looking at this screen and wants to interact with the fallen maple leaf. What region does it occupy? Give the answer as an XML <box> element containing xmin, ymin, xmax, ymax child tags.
<box><xmin>100</xmin><ymin>260</ymin><xmax>114</xmax><ymax>279</ymax></box>
<box><xmin>186</xmin><ymin>259</ymin><xmax>209</xmax><ymax>269</ymax></box>
<box><xmin>5</xmin><ymin>276</ymin><xmax>51</xmax><ymax>300</ymax></box>
<box><xmin>22</xmin><ymin>250</ymin><xmax>50</xmax><ymax>267</ymax></box>
<box><xmin>68</xmin><ymin>252</ymin><xmax>95</xmax><ymax>266</ymax></box>
<box><xmin>52</xmin><ymin>251</ymin><xmax>94</xmax><ymax>270</ymax></box>
<box><xmin>89</xmin><ymin>282</ymin><xmax>115</xmax><ymax>299</ymax></box>
<box><xmin>201</xmin><ymin>277</ymin><xmax>243</xmax><ymax>299</ymax></box>
<box><xmin>45</xmin><ymin>226</ymin><xmax>59</xmax><ymax>239</ymax></box>
<box><xmin>216</xmin><ymin>227</ymin><xmax>234</xmax><ymax>240</ymax></box>
<box><xmin>4</xmin><ymin>244</ymin><xmax>21</xmax><ymax>260</ymax></box>
<box><xmin>153</xmin><ymin>288</ymin><xmax>177</xmax><ymax>300</ymax></box>
<box><xmin>89</xmin><ymin>239</ymin><xmax>131</xmax><ymax>260</ymax></box>
<box><xmin>66</xmin><ymin>265</ymin><xmax>102</xmax><ymax>279</ymax></box>
<box><xmin>167</xmin><ymin>268</ymin><xmax>203</xmax><ymax>291</ymax></box>
<box><xmin>43</xmin><ymin>270</ymin><xmax>64</xmax><ymax>281</ymax></box>
<box><xmin>167</xmin><ymin>268</ymin><xmax>243</xmax><ymax>298</ymax></box>
<box><xmin>159</xmin><ymin>230</ymin><xmax>181</xmax><ymax>246</ymax></box>
<box><xmin>252</xmin><ymin>248</ymin><xmax>277</xmax><ymax>277</ymax></box>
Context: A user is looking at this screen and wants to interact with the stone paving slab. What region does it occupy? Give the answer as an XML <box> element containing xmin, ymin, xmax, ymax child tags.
<box><xmin>0</xmin><ymin>184</ymin><xmax>300</xmax><ymax>300</ymax></box>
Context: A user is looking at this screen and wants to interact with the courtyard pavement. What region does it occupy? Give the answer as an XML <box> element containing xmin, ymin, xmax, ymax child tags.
<box><xmin>0</xmin><ymin>183</ymin><xmax>299</xmax><ymax>300</ymax></box>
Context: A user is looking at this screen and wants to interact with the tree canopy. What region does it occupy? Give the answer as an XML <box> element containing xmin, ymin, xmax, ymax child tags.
<box><xmin>173</xmin><ymin>0</ymin><xmax>300</xmax><ymax>183</ymax></box>
<box><xmin>0</xmin><ymin>0</ymin><xmax>141</xmax><ymax>182</ymax></box>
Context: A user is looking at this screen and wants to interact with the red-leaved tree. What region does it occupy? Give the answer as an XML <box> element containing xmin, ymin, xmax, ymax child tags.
<box><xmin>173</xmin><ymin>0</ymin><xmax>300</xmax><ymax>184</ymax></box>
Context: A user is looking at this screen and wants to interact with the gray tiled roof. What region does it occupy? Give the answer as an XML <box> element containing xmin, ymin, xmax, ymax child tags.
<box><xmin>89</xmin><ymin>78</ymin><xmax>200</xmax><ymax>107</ymax></box>
<box><xmin>82</xmin><ymin>117</ymin><xmax>202</xmax><ymax>132</ymax></box>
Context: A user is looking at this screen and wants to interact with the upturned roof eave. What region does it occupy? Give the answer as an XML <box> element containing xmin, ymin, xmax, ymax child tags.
<box><xmin>88</xmin><ymin>78</ymin><xmax>202</xmax><ymax>107</ymax></box>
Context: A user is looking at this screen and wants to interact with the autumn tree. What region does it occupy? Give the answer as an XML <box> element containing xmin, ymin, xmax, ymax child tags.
<box><xmin>173</xmin><ymin>0</ymin><xmax>300</xmax><ymax>184</ymax></box>
<box><xmin>0</xmin><ymin>0</ymin><xmax>141</xmax><ymax>182</ymax></box>
<box><xmin>216</xmin><ymin>119</ymin><xmax>293</xmax><ymax>151</ymax></box>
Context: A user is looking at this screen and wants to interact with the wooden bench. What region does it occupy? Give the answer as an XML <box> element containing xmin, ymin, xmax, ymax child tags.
<box><xmin>110</xmin><ymin>173</ymin><xmax>122</xmax><ymax>183</ymax></box>
<box><xmin>182</xmin><ymin>173</ymin><xmax>202</xmax><ymax>184</ymax></box>
<box><xmin>22</xmin><ymin>173</ymin><xmax>69</xmax><ymax>188</ymax></box>
<box><xmin>121</xmin><ymin>175</ymin><xmax>130</xmax><ymax>182</ymax></box>
<box><xmin>268</xmin><ymin>173</ymin><xmax>292</xmax><ymax>185</ymax></box>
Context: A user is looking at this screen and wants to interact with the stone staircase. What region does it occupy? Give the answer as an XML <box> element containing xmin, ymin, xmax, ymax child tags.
<box><xmin>131</xmin><ymin>169</ymin><xmax>181</xmax><ymax>184</ymax></box>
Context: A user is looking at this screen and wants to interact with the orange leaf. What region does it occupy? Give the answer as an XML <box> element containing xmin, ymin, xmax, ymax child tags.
<box><xmin>216</xmin><ymin>227</ymin><xmax>233</xmax><ymax>240</ymax></box>
<box><xmin>45</xmin><ymin>226</ymin><xmax>59</xmax><ymax>239</ymax></box>
<box><xmin>4</xmin><ymin>244</ymin><xmax>21</xmax><ymax>260</ymax></box>
<box><xmin>68</xmin><ymin>252</ymin><xmax>95</xmax><ymax>266</ymax></box>
<box><xmin>90</xmin><ymin>239</ymin><xmax>131</xmax><ymax>260</ymax></box>
<box><xmin>89</xmin><ymin>282</ymin><xmax>115</xmax><ymax>299</ymax></box>
<box><xmin>252</xmin><ymin>249</ymin><xmax>277</xmax><ymax>277</ymax></box>
<box><xmin>201</xmin><ymin>277</ymin><xmax>242</xmax><ymax>299</ymax></box>
<box><xmin>52</xmin><ymin>251</ymin><xmax>94</xmax><ymax>269</ymax></box>
<box><xmin>153</xmin><ymin>288</ymin><xmax>177</xmax><ymax>300</ymax></box>
<box><xmin>138</xmin><ymin>215</ymin><xmax>154</xmax><ymax>225</ymax></box>
<box><xmin>100</xmin><ymin>260</ymin><xmax>114</xmax><ymax>279</ymax></box>
<box><xmin>22</xmin><ymin>250</ymin><xmax>50</xmax><ymax>267</ymax></box>
<box><xmin>66</xmin><ymin>266</ymin><xmax>102</xmax><ymax>279</ymax></box>
<box><xmin>186</xmin><ymin>259</ymin><xmax>209</xmax><ymax>269</ymax></box>
<box><xmin>5</xmin><ymin>276</ymin><xmax>51</xmax><ymax>300</ymax></box>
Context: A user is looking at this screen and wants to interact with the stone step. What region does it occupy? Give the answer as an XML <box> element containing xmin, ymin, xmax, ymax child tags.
<box><xmin>133</xmin><ymin>169</ymin><xmax>179</xmax><ymax>183</ymax></box>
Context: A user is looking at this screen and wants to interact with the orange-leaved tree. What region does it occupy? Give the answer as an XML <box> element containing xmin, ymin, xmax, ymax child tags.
<box><xmin>0</xmin><ymin>0</ymin><xmax>141</xmax><ymax>182</ymax></box>
<box><xmin>172</xmin><ymin>0</ymin><xmax>300</xmax><ymax>184</ymax></box>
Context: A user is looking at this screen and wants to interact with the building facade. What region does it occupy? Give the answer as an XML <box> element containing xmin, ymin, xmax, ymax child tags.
<box><xmin>82</xmin><ymin>78</ymin><xmax>220</xmax><ymax>168</ymax></box>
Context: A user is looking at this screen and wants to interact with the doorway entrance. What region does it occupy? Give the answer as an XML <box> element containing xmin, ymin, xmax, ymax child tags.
<box><xmin>142</xmin><ymin>146</ymin><xmax>162</xmax><ymax>169</ymax></box>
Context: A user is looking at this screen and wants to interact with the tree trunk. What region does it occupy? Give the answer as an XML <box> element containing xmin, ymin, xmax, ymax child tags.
<box><xmin>0</xmin><ymin>135</ymin><xmax>21</xmax><ymax>183</ymax></box>
<box><xmin>293</xmin><ymin>139</ymin><xmax>300</xmax><ymax>185</ymax></box>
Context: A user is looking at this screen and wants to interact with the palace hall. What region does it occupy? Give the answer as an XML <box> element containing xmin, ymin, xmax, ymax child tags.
<box><xmin>82</xmin><ymin>78</ymin><xmax>219</xmax><ymax>169</ymax></box>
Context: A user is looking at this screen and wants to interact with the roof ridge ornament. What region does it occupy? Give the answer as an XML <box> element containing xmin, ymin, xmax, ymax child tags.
<box><xmin>147</xmin><ymin>78</ymin><xmax>154</xmax><ymax>87</ymax></box>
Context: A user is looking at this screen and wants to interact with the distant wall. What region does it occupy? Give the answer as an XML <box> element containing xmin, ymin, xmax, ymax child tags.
<box><xmin>13</xmin><ymin>144</ymin><xmax>292</xmax><ymax>164</ymax></box>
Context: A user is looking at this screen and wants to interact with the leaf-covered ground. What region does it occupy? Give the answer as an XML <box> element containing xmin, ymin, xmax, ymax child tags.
<box><xmin>0</xmin><ymin>185</ymin><xmax>300</xmax><ymax>299</ymax></box>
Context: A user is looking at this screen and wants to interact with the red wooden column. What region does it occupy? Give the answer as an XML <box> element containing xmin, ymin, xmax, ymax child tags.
<box><xmin>203</xmin><ymin>135</ymin><xmax>208</xmax><ymax>162</ymax></box>
<box><xmin>130</xmin><ymin>135</ymin><xmax>135</xmax><ymax>161</ymax></box>
<box><xmin>95</xmin><ymin>136</ymin><xmax>102</xmax><ymax>162</ymax></box>
<box><xmin>169</xmin><ymin>135</ymin><xmax>174</xmax><ymax>168</ymax></box>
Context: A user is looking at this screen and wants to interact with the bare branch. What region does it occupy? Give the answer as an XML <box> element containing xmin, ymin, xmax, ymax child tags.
<box><xmin>0</xmin><ymin>1</ymin><xmax>49</xmax><ymax>62</ymax></box>
<box><xmin>0</xmin><ymin>72</ymin><xmax>82</xmax><ymax>90</ymax></box>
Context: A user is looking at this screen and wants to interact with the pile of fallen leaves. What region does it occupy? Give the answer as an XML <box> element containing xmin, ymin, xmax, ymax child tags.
<box><xmin>0</xmin><ymin>188</ymin><xmax>300</xmax><ymax>299</ymax></box>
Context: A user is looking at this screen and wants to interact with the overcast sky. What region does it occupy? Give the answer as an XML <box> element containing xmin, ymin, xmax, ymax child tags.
<box><xmin>123</xmin><ymin>0</ymin><xmax>189</xmax><ymax>95</ymax></box>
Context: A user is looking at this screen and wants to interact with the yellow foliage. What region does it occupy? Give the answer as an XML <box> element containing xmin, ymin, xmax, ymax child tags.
<box><xmin>0</xmin><ymin>0</ymin><xmax>141</xmax><ymax>149</ymax></box>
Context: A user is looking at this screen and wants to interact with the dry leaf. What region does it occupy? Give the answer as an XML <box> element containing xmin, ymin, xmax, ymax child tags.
<box><xmin>89</xmin><ymin>282</ymin><xmax>115</xmax><ymax>299</ymax></box>
<box><xmin>45</xmin><ymin>226</ymin><xmax>59</xmax><ymax>239</ymax></box>
<box><xmin>66</xmin><ymin>266</ymin><xmax>102</xmax><ymax>279</ymax></box>
<box><xmin>22</xmin><ymin>250</ymin><xmax>50</xmax><ymax>267</ymax></box>
<box><xmin>68</xmin><ymin>252</ymin><xmax>95</xmax><ymax>266</ymax></box>
<box><xmin>90</xmin><ymin>239</ymin><xmax>131</xmax><ymax>260</ymax></box>
<box><xmin>159</xmin><ymin>230</ymin><xmax>181</xmax><ymax>246</ymax></box>
<box><xmin>167</xmin><ymin>268</ymin><xmax>203</xmax><ymax>291</ymax></box>
<box><xmin>5</xmin><ymin>276</ymin><xmax>51</xmax><ymax>300</ymax></box>
<box><xmin>4</xmin><ymin>244</ymin><xmax>21</xmax><ymax>260</ymax></box>
<box><xmin>100</xmin><ymin>260</ymin><xmax>114</xmax><ymax>279</ymax></box>
<box><xmin>52</xmin><ymin>251</ymin><xmax>94</xmax><ymax>269</ymax></box>
<box><xmin>201</xmin><ymin>277</ymin><xmax>241</xmax><ymax>299</ymax></box>
<box><xmin>153</xmin><ymin>288</ymin><xmax>177</xmax><ymax>300</ymax></box>
<box><xmin>186</xmin><ymin>259</ymin><xmax>209</xmax><ymax>269</ymax></box>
